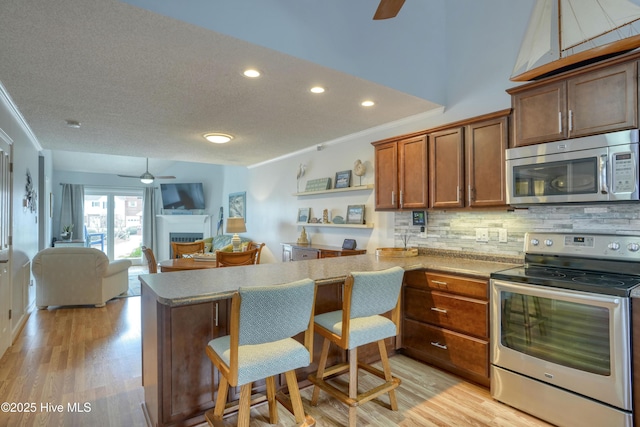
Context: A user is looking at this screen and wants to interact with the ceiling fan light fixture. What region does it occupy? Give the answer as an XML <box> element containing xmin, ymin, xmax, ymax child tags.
<box><xmin>204</xmin><ymin>133</ymin><xmax>233</xmax><ymax>144</ymax></box>
<box><xmin>243</xmin><ymin>69</ymin><xmax>261</xmax><ymax>78</ymax></box>
<box><xmin>140</xmin><ymin>172</ymin><xmax>154</xmax><ymax>184</ymax></box>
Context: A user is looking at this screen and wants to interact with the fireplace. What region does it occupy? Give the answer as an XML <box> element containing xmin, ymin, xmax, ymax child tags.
<box><xmin>156</xmin><ymin>215</ymin><xmax>211</xmax><ymax>261</ymax></box>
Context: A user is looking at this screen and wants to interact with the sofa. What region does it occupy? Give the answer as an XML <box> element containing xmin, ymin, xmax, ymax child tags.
<box><xmin>197</xmin><ymin>235</ymin><xmax>252</xmax><ymax>253</ymax></box>
<box><xmin>32</xmin><ymin>247</ymin><xmax>132</xmax><ymax>309</ymax></box>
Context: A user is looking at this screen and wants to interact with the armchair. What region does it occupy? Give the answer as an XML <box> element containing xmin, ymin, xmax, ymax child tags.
<box><xmin>32</xmin><ymin>247</ymin><xmax>131</xmax><ymax>309</ymax></box>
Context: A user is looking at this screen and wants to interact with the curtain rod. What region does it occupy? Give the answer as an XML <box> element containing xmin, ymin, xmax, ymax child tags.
<box><xmin>59</xmin><ymin>183</ymin><xmax>158</xmax><ymax>189</ymax></box>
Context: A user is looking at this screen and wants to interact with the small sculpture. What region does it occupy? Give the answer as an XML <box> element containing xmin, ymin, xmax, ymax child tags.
<box><xmin>297</xmin><ymin>226</ymin><xmax>309</xmax><ymax>244</ymax></box>
<box><xmin>353</xmin><ymin>159</ymin><xmax>366</xmax><ymax>186</ymax></box>
<box><xmin>323</xmin><ymin>209</ymin><xmax>329</xmax><ymax>223</ymax></box>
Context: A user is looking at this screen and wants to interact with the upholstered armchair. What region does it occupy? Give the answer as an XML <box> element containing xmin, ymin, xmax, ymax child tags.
<box><xmin>32</xmin><ymin>247</ymin><xmax>132</xmax><ymax>309</ymax></box>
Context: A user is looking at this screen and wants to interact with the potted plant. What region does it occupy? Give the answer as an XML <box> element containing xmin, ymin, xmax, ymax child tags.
<box><xmin>61</xmin><ymin>224</ymin><xmax>74</xmax><ymax>240</ymax></box>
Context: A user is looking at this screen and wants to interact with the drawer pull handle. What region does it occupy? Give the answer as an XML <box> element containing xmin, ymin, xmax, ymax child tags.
<box><xmin>431</xmin><ymin>280</ymin><xmax>448</xmax><ymax>287</ymax></box>
<box><xmin>430</xmin><ymin>342</ymin><xmax>448</xmax><ymax>350</ymax></box>
<box><xmin>430</xmin><ymin>307</ymin><xmax>448</xmax><ymax>314</ymax></box>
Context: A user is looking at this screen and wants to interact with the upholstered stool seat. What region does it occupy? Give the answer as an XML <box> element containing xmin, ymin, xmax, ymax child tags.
<box><xmin>308</xmin><ymin>266</ymin><xmax>404</xmax><ymax>427</ymax></box>
<box><xmin>205</xmin><ymin>279</ymin><xmax>317</xmax><ymax>427</ymax></box>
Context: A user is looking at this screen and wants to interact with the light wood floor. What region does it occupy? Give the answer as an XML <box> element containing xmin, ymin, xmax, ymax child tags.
<box><xmin>0</xmin><ymin>297</ymin><xmax>552</xmax><ymax>427</ymax></box>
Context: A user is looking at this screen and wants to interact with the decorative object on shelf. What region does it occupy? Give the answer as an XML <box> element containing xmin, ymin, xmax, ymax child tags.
<box><xmin>226</xmin><ymin>217</ymin><xmax>247</xmax><ymax>252</ymax></box>
<box><xmin>23</xmin><ymin>169</ymin><xmax>37</xmax><ymax>214</ymax></box>
<box><xmin>305</xmin><ymin>178</ymin><xmax>332</xmax><ymax>192</ymax></box>
<box><xmin>61</xmin><ymin>224</ymin><xmax>74</xmax><ymax>241</ymax></box>
<box><xmin>228</xmin><ymin>191</ymin><xmax>246</xmax><ymax>219</ymax></box>
<box><xmin>412</xmin><ymin>210</ymin><xmax>426</xmax><ymax>226</ymax></box>
<box><xmin>332</xmin><ymin>215</ymin><xmax>345</xmax><ymax>224</ymax></box>
<box><xmin>297</xmin><ymin>207</ymin><xmax>310</xmax><ymax>223</ymax></box>
<box><xmin>297</xmin><ymin>226</ymin><xmax>309</xmax><ymax>244</ymax></box>
<box><xmin>296</xmin><ymin>163</ymin><xmax>306</xmax><ymax>192</ymax></box>
<box><xmin>353</xmin><ymin>159</ymin><xmax>366</xmax><ymax>186</ymax></box>
<box><xmin>334</xmin><ymin>170</ymin><xmax>352</xmax><ymax>189</ymax></box>
<box><xmin>346</xmin><ymin>205</ymin><xmax>365</xmax><ymax>224</ymax></box>
<box><xmin>342</xmin><ymin>238</ymin><xmax>357</xmax><ymax>250</ymax></box>
<box><xmin>322</xmin><ymin>209</ymin><xmax>329</xmax><ymax>224</ymax></box>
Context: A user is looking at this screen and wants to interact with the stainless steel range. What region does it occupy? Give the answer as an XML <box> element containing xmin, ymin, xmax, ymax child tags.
<box><xmin>490</xmin><ymin>232</ymin><xmax>640</xmax><ymax>427</ymax></box>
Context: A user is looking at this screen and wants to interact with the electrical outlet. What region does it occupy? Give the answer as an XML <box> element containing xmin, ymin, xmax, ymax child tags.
<box><xmin>475</xmin><ymin>228</ymin><xmax>489</xmax><ymax>242</ymax></box>
<box><xmin>498</xmin><ymin>228</ymin><xmax>508</xmax><ymax>243</ymax></box>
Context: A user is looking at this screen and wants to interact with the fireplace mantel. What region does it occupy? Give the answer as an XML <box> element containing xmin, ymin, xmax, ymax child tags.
<box><xmin>156</xmin><ymin>215</ymin><xmax>211</xmax><ymax>261</ymax></box>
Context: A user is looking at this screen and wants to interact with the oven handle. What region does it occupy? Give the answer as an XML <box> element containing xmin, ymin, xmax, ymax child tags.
<box><xmin>600</xmin><ymin>154</ymin><xmax>609</xmax><ymax>194</ymax></box>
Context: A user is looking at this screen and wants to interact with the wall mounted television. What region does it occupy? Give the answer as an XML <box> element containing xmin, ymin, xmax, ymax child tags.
<box><xmin>160</xmin><ymin>183</ymin><xmax>206</xmax><ymax>210</ymax></box>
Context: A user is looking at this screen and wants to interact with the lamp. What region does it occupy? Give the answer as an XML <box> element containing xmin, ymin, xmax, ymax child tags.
<box><xmin>226</xmin><ymin>217</ymin><xmax>247</xmax><ymax>252</ymax></box>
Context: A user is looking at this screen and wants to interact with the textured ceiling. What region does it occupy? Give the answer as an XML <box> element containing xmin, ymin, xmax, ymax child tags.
<box><xmin>0</xmin><ymin>0</ymin><xmax>441</xmax><ymax>174</ymax></box>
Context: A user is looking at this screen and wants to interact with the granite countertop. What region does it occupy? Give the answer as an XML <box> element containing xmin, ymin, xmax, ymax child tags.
<box><xmin>140</xmin><ymin>253</ymin><xmax>521</xmax><ymax>307</ymax></box>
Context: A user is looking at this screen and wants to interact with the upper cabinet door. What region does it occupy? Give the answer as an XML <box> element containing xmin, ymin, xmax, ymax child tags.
<box><xmin>429</xmin><ymin>127</ymin><xmax>464</xmax><ymax>208</ymax></box>
<box><xmin>466</xmin><ymin>117</ymin><xmax>508</xmax><ymax>207</ymax></box>
<box><xmin>398</xmin><ymin>135</ymin><xmax>428</xmax><ymax>209</ymax></box>
<box><xmin>374</xmin><ymin>141</ymin><xmax>399</xmax><ymax>210</ymax></box>
<box><xmin>567</xmin><ymin>61</ymin><xmax>637</xmax><ymax>138</ymax></box>
<box><xmin>512</xmin><ymin>81</ymin><xmax>567</xmax><ymax>146</ymax></box>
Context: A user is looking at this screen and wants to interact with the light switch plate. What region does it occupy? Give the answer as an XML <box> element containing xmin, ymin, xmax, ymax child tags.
<box><xmin>475</xmin><ymin>228</ymin><xmax>489</xmax><ymax>242</ymax></box>
<box><xmin>498</xmin><ymin>228</ymin><xmax>508</xmax><ymax>243</ymax></box>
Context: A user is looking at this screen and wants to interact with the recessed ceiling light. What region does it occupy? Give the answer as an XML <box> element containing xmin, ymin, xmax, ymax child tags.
<box><xmin>243</xmin><ymin>69</ymin><xmax>261</xmax><ymax>78</ymax></box>
<box><xmin>204</xmin><ymin>133</ymin><xmax>234</xmax><ymax>144</ymax></box>
<box><xmin>361</xmin><ymin>100</ymin><xmax>375</xmax><ymax>107</ymax></box>
<box><xmin>66</xmin><ymin>119</ymin><xmax>81</xmax><ymax>128</ymax></box>
<box><xmin>310</xmin><ymin>86</ymin><xmax>325</xmax><ymax>94</ymax></box>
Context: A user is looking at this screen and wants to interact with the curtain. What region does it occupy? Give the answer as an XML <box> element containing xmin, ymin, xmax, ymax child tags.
<box><xmin>59</xmin><ymin>184</ymin><xmax>84</xmax><ymax>240</ymax></box>
<box><xmin>142</xmin><ymin>186</ymin><xmax>157</xmax><ymax>255</ymax></box>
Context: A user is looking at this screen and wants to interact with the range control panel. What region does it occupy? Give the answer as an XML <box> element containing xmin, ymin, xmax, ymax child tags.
<box><xmin>525</xmin><ymin>232</ymin><xmax>640</xmax><ymax>261</ymax></box>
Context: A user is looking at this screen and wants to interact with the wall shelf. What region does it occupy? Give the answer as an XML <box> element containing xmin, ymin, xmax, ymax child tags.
<box><xmin>294</xmin><ymin>184</ymin><xmax>374</xmax><ymax>197</ymax></box>
<box><xmin>296</xmin><ymin>222</ymin><xmax>374</xmax><ymax>229</ymax></box>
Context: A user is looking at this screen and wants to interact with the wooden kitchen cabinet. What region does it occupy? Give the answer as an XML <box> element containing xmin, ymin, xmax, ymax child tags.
<box><xmin>429</xmin><ymin>127</ymin><xmax>464</xmax><ymax>208</ymax></box>
<box><xmin>429</xmin><ymin>114</ymin><xmax>508</xmax><ymax>209</ymax></box>
<box><xmin>373</xmin><ymin>134</ymin><xmax>428</xmax><ymax>210</ymax></box>
<box><xmin>401</xmin><ymin>270</ymin><xmax>490</xmax><ymax>386</ymax></box>
<box><xmin>511</xmin><ymin>60</ymin><xmax>637</xmax><ymax>147</ymax></box>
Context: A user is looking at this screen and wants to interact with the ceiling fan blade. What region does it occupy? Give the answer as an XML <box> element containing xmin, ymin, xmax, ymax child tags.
<box><xmin>117</xmin><ymin>174</ymin><xmax>142</xmax><ymax>179</ymax></box>
<box><xmin>155</xmin><ymin>176</ymin><xmax>176</xmax><ymax>179</ymax></box>
<box><xmin>373</xmin><ymin>0</ymin><xmax>405</xmax><ymax>20</ymax></box>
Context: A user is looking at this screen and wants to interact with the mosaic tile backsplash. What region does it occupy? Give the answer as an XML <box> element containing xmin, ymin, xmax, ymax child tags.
<box><xmin>394</xmin><ymin>204</ymin><xmax>640</xmax><ymax>259</ymax></box>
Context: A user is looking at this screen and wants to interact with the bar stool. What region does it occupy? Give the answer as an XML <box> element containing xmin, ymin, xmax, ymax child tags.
<box><xmin>308</xmin><ymin>266</ymin><xmax>404</xmax><ymax>427</ymax></box>
<box><xmin>205</xmin><ymin>279</ymin><xmax>317</xmax><ymax>427</ymax></box>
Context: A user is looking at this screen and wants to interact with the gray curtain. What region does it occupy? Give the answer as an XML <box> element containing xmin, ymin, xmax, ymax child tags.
<box><xmin>142</xmin><ymin>186</ymin><xmax>157</xmax><ymax>255</ymax></box>
<box><xmin>59</xmin><ymin>184</ymin><xmax>84</xmax><ymax>240</ymax></box>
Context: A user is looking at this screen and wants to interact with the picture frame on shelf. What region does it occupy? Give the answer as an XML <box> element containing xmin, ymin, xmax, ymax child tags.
<box><xmin>334</xmin><ymin>170</ymin><xmax>352</xmax><ymax>189</ymax></box>
<box><xmin>346</xmin><ymin>204</ymin><xmax>365</xmax><ymax>224</ymax></box>
<box><xmin>297</xmin><ymin>207</ymin><xmax>310</xmax><ymax>223</ymax></box>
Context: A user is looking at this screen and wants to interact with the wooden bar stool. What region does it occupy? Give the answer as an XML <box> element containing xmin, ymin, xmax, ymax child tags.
<box><xmin>308</xmin><ymin>266</ymin><xmax>404</xmax><ymax>427</ymax></box>
<box><xmin>205</xmin><ymin>279</ymin><xmax>317</xmax><ymax>427</ymax></box>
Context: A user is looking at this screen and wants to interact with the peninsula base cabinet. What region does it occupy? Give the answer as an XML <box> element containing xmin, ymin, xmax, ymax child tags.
<box><xmin>401</xmin><ymin>270</ymin><xmax>490</xmax><ymax>387</ymax></box>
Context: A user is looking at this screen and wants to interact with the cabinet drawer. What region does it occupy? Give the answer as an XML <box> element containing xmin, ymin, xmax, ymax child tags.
<box><xmin>292</xmin><ymin>248</ymin><xmax>319</xmax><ymax>261</ymax></box>
<box><xmin>403</xmin><ymin>318</ymin><xmax>489</xmax><ymax>378</ymax></box>
<box><xmin>404</xmin><ymin>287</ymin><xmax>488</xmax><ymax>338</ymax></box>
<box><xmin>425</xmin><ymin>273</ymin><xmax>488</xmax><ymax>299</ymax></box>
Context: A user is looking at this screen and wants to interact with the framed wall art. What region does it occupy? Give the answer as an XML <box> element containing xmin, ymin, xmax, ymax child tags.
<box><xmin>297</xmin><ymin>207</ymin><xmax>310</xmax><ymax>223</ymax></box>
<box><xmin>228</xmin><ymin>191</ymin><xmax>246</xmax><ymax>219</ymax></box>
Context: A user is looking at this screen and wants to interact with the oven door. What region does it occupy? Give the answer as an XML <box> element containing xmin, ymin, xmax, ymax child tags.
<box><xmin>491</xmin><ymin>279</ymin><xmax>632</xmax><ymax>411</ymax></box>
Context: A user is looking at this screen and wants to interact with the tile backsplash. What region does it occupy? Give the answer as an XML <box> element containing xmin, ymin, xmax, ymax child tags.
<box><xmin>394</xmin><ymin>204</ymin><xmax>640</xmax><ymax>258</ymax></box>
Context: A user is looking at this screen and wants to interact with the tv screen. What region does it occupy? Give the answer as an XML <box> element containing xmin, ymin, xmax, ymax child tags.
<box><xmin>160</xmin><ymin>183</ymin><xmax>205</xmax><ymax>210</ymax></box>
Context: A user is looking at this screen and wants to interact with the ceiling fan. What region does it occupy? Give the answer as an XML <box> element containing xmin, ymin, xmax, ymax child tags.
<box><xmin>117</xmin><ymin>158</ymin><xmax>176</xmax><ymax>184</ymax></box>
<box><xmin>373</xmin><ymin>0</ymin><xmax>406</xmax><ymax>20</ymax></box>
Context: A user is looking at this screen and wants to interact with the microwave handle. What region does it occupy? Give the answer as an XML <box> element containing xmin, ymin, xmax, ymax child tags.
<box><xmin>600</xmin><ymin>154</ymin><xmax>609</xmax><ymax>194</ymax></box>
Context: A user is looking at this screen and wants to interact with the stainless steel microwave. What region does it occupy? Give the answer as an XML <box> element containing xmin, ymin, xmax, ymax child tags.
<box><xmin>506</xmin><ymin>129</ymin><xmax>639</xmax><ymax>205</ymax></box>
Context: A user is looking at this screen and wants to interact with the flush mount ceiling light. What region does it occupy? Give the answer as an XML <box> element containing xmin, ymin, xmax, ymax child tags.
<box><xmin>204</xmin><ymin>133</ymin><xmax>234</xmax><ymax>144</ymax></box>
<box><xmin>65</xmin><ymin>119</ymin><xmax>81</xmax><ymax>128</ymax></box>
<box><xmin>310</xmin><ymin>86</ymin><xmax>325</xmax><ymax>94</ymax></box>
<box><xmin>243</xmin><ymin>69</ymin><xmax>261</xmax><ymax>78</ymax></box>
<box><xmin>361</xmin><ymin>100</ymin><xmax>375</xmax><ymax>107</ymax></box>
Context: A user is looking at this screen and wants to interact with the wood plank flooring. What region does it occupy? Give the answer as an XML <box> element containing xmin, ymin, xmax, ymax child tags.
<box><xmin>0</xmin><ymin>297</ymin><xmax>552</xmax><ymax>426</ymax></box>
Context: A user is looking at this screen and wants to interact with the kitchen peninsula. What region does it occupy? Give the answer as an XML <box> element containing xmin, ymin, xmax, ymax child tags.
<box><xmin>140</xmin><ymin>253</ymin><xmax>519</xmax><ymax>427</ymax></box>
